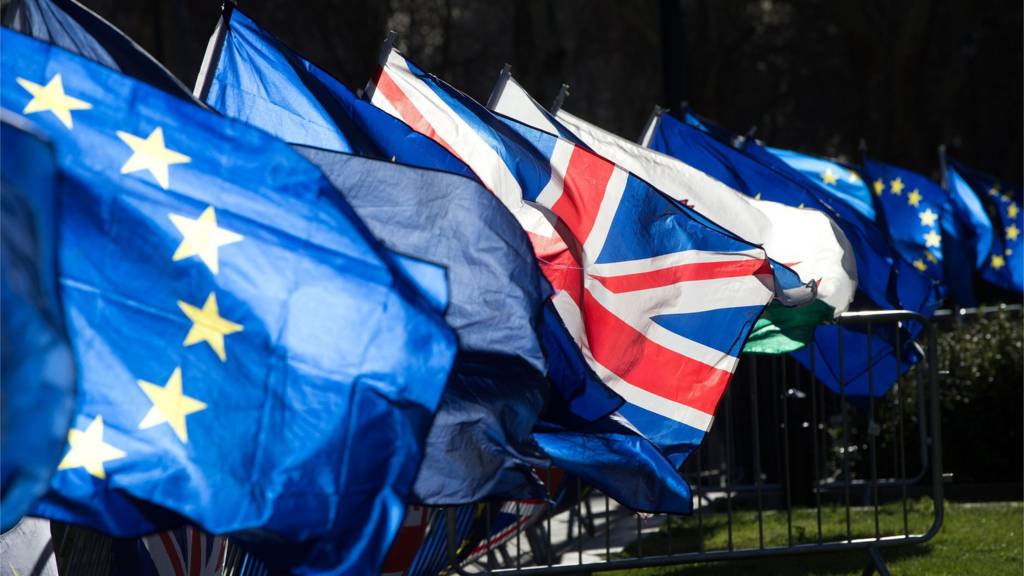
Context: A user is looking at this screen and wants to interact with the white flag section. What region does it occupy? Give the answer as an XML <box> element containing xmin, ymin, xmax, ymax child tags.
<box><xmin>490</xmin><ymin>77</ymin><xmax>857</xmax><ymax>319</ymax></box>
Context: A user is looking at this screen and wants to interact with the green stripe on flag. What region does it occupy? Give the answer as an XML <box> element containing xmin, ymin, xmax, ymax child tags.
<box><xmin>743</xmin><ymin>299</ymin><xmax>834</xmax><ymax>354</ymax></box>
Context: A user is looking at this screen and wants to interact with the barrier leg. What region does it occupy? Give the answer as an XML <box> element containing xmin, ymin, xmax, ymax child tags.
<box><xmin>861</xmin><ymin>546</ymin><xmax>891</xmax><ymax>576</ymax></box>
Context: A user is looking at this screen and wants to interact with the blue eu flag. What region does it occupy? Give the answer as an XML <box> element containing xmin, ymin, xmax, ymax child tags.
<box><xmin>202</xmin><ymin>5</ymin><xmax>628</xmax><ymax>504</ymax></box>
<box><xmin>860</xmin><ymin>160</ymin><xmax>953</xmax><ymax>291</ymax></box>
<box><xmin>946</xmin><ymin>159</ymin><xmax>1023</xmax><ymax>293</ymax></box>
<box><xmin>199</xmin><ymin>5</ymin><xmax>474</xmax><ymax>179</ymax></box>
<box><xmin>769</xmin><ymin>147</ymin><xmax>877</xmax><ymax>222</ymax></box>
<box><xmin>2</xmin><ymin>0</ymin><xmax>199</xmax><ymax>103</ymax></box>
<box><xmin>3</xmin><ymin>29</ymin><xmax>457</xmax><ymax>575</ymax></box>
<box><xmin>649</xmin><ymin>111</ymin><xmax>938</xmax><ymax>397</ymax></box>
<box><xmin>1</xmin><ymin>114</ymin><xmax>76</xmax><ymax>531</ymax></box>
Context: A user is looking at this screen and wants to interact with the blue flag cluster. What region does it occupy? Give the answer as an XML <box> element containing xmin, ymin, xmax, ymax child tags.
<box><xmin>2</xmin><ymin>1</ymin><xmax>1020</xmax><ymax>574</ymax></box>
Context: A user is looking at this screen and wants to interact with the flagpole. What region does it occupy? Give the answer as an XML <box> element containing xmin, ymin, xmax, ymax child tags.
<box><xmin>938</xmin><ymin>144</ymin><xmax>949</xmax><ymax>190</ymax></box>
<box><xmin>733</xmin><ymin>125</ymin><xmax>757</xmax><ymax>149</ymax></box>
<box><xmin>193</xmin><ymin>1</ymin><xmax>235</xmax><ymax>100</ymax></box>
<box><xmin>485</xmin><ymin>63</ymin><xmax>513</xmax><ymax>111</ymax></box>
<box><xmin>549</xmin><ymin>83</ymin><xmax>570</xmax><ymax>114</ymax></box>
<box><xmin>637</xmin><ymin>105</ymin><xmax>664</xmax><ymax>146</ymax></box>
<box><xmin>363</xmin><ymin>30</ymin><xmax>398</xmax><ymax>98</ymax></box>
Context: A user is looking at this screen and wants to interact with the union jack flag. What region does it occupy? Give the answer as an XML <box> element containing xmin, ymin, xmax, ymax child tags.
<box><xmin>111</xmin><ymin>527</ymin><xmax>225</xmax><ymax>576</ymax></box>
<box><xmin>367</xmin><ymin>50</ymin><xmax>781</xmax><ymax>464</ymax></box>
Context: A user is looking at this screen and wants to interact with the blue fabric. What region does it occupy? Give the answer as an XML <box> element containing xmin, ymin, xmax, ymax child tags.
<box><xmin>946</xmin><ymin>159</ymin><xmax>1023</xmax><ymax>293</ymax></box>
<box><xmin>945</xmin><ymin>162</ymin><xmax>995</xmax><ymax>270</ymax></box>
<box><xmin>2</xmin><ymin>0</ymin><xmax>198</xmax><ymax>103</ymax></box>
<box><xmin>4</xmin><ymin>29</ymin><xmax>456</xmax><ymax>575</ymax></box>
<box><xmin>650</xmin><ymin>112</ymin><xmax>939</xmax><ymax>396</ymax></box>
<box><xmin>204</xmin><ymin>6</ymin><xmax>474</xmax><ymax>178</ymax></box>
<box><xmin>296</xmin><ymin>145</ymin><xmax>575</xmax><ymax>504</ymax></box>
<box><xmin>768</xmin><ymin>147</ymin><xmax>877</xmax><ymax>221</ymax></box>
<box><xmin>0</xmin><ymin>115</ymin><xmax>76</xmax><ymax>531</ymax></box>
<box><xmin>534</xmin><ymin>412</ymin><xmax>692</xmax><ymax>513</ymax></box>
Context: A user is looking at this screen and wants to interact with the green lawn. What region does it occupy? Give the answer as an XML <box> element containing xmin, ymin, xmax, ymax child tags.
<box><xmin>610</xmin><ymin>500</ymin><xmax>1023</xmax><ymax>576</ymax></box>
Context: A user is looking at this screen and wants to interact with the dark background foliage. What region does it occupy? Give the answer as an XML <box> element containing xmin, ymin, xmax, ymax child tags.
<box><xmin>81</xmin><ymin>0</ymin><xmax>1022</xmax><ymax>182</ymax></box>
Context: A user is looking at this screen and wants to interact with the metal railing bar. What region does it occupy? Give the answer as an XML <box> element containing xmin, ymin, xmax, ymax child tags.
<box><xmin>782</xmin><ymin>355</ymin><xmax>793</xmax><ymax>547</ymax></box>
<box><xmin>809</xmin><ymin>328</ymin><xmax>823</xmax><ymax>544</ymax></box>
<box><xmin>750</xmin><ymin>356</ymin><xmax>765</xmax><ymax>549</ymax></box>
<box><xmin>838</xmin><ymin>323</ymin><xmax>852</xmax><ymax>541</ymax></box>
<box><xmin>867</xmin><ymin>322</ymin><xmax>880</xmax><ymax>540</ymax></box>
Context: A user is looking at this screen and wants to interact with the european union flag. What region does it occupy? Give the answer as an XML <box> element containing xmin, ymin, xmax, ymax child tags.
<box><xmin>3</xmin><ymin>28</ymin><xmax>457</xmax><ymax>575</ymax></box>
<box><xmin>861</xmin><ymin>160</ymin><xmax>954</xmax><ymax>293</ymax></box>
<box><xmin>3</xmin><ymin>0</ymin><xmax>199</xmax><ymax>103</ymax></box>
<box><xmin>201</xmin><ymin>5</ymin><xmax>625</xmax><ymax>504</ymax></box>
<box><xmin>1</xmin><ymin>114</ymin><xmax>76</xmax><ymax>531</ymax></box>
<box><xmin>946</xmin><ymin>159</ymin><xmax>1023</xmax><ymax>293</ymax></box>
<box><xmin>769</xmin><ymin>147</ymin><xmax>877</xmax><ymax>221</ymax></box>
<box><xmin>648</xmin><ymin>111</ymin><xmax>939</xmax><ymax>396</ymax></box>
<box><xmin>198</xmin><ymin>5</ymin><xmax>474</xmax><ymax>179</ymax></box>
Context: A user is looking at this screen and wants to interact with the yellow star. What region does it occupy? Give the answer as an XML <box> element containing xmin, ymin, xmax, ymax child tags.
<box><xmin>925</xmin><ymin>250</ymin><xmax>938</xmax><ymax>264</ymax></box>
<box><xmin>137</xmin><ymin>367</ymin><xmax>207</xmax><ymax>443</ymax></box>
<box><xmin>989</xmin><ymin>185</ymin><xmax>1000</xmax><ymax>197</ymax></box>
<box><xmin>116</xmin><ymin>127</ymin><xmax>191</xmax><ymax>189</ymax></box>
<box><xmin>821</xmin><ymin>169</ymin><xmax>838</xmax><ymax>186</ymax></box>
<box><xmin>923</xmin><ymin>229</ymin><xmax>942</xmax><ymax>248</ymax></box>
<box><xmin>1008</xmin><ymin>203</ymin><xmax>1019</xmax><ymax>219</ymax></box>
<box><xmin>848</xmin><ymin>170</ymin><xmax>861</xmax><ymax>183</ymax></box>
<box><xmin>907</xmin><ymin>189</ymin><xmax>922</xmax><ymax>207</ymax></box>
<box><xmin>1007</xmin><ymin>224</ymin><xmax>1020</xmax><ymax>242</ymax></box>
<box><xmin>16</xmin><ymin>74</ymin><xmax>92</xmax><ymax>129</ymax></box>
<box><xmin>168</xmin><ymin>206</ymin><xmax>243</xmax><ymax>274</ymax></box>
<box><xmin>58</xmin><ymin>416</ymin><xmax>126</xmax><ymax>480</ymax></box>
<box><xmin>1006</xmin><ymin>248</ymin><xmax>1014</xmax><ymax>256</ymax></box>
<box><xmin>912</xmin><ymin>259</ymin><xmax>927</xmax><ymax>271</ymax></box>
<box><xmin>889</xmin><ymin>177</ymin><xmax>904</xmax><ymax>195</ymax></box>
<box><xmin>918</xmin><ymin>208</ymin><xmax>938</xmax><ymax>227</ymax></box>
<box><xmin>798</xmin><ymin>202</ymin><xmax>805</xmax><ymax>209</ymax></box>
<box><xmin>178</xmin><ymin>292</ymin><xmax>243</xmax><ymax>362</ymax></box>
<box><xmin>1002</xmin><ymin>193</ymin><xmax>1012</xmax><ymax>203</ymax></box>
<box><xmin>991</xmin><ymin>254</ymin><xmax>1006</xmax><ymax>269</ymax></box>
<box><xmin>754</xmin><ymin>192</ymin><xmax>762</xmax><ymax>200</ymax></box>
<box><xmin>873</xmin><ymin>179</ymin><xmax>885</xmax><ymax>196</ymax></box>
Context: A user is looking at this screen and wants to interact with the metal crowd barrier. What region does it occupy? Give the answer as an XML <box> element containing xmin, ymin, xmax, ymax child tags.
<box><xmin>440</xmin><ymin>308</ymin><xmax>953</xmax><ymax>576</ymax></box>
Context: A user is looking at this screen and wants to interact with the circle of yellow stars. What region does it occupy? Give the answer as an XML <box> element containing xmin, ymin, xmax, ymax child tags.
<box><xmin>987</xmin><ymin>184</ymin><xmax>1020</xmax><ymax>271</ymax></box>
<box><xmin>21</xmin><ymin>72</ymin><xmax>246</xmax><ymax>478</ymax></box>
<box><xmin>875</xmin><ymin>175</ymin><xmax>943</xmax><ymax>271</ymax></box>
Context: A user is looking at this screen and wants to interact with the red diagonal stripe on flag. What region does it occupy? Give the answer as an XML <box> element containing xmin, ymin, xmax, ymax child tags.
<box><xmin>549</xmin><ymin>146</ymin><xmax>615</xmax><ymax>245</ymax></box>
<box><xmin>591</xmin><ymin>258</ymin><xmax>768</xmax><ymax>293</ymax></box>
<box><xmin>566</xmin><ymin>288</ymin><xmax>731</xmax><ymax>415</ymax></box>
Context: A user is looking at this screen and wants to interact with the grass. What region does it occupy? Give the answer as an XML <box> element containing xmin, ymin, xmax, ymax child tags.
<box><xmin>609</xmin><ymin>500</ymin><xmax>1023</xmax><ymax>576</ymax></box>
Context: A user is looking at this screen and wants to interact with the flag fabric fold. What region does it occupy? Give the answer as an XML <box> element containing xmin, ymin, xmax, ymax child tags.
<box><xmin>1</xmin><ymin>114</ymin><xmax>76</xmax><ymax>531</ymax></box>
<box><xmin>295</xmin><ymin>145</ymin><xmax>558</xmax><ymax>503</ymax></box>
<box><xmin>945</xmin><ymin>159</ymin><xmax>1023</xmax><ymax>293</ymax></box>
<box><xmin>2</xmin><ymin>0</ymin><xmax>200</xmax><ymax>103</ymax></box>
<box><xmin>4</xmin><ymin>28</ymin><xmax>456</xmax><ymax>575</ymax></box>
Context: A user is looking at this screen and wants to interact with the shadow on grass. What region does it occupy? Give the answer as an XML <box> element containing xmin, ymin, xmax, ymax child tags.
<box><xmin>611</xmin><ymin>499</ymin><xmax>940</xmax><ymax>576</ymax></box>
